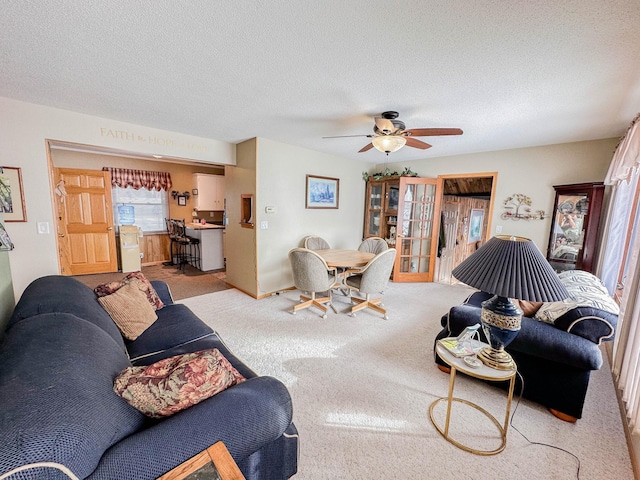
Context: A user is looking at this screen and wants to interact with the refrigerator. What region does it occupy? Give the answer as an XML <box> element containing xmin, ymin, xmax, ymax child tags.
<box><xmin>119</xmin><ymin>225</ymin><xmax>141</xmax><ymax>273</ymax></box>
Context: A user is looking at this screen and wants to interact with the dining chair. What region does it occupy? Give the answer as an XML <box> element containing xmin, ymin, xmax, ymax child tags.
<box><xmin>303</xmin><ymin>235</ymin><xmax>330</xmax><ymax>251</ymax></box>
<box><xmin>345</xmin><ymin>248</ymin><xmax>397</xmax><ymax>320</ymax></box>
<box><xmin>358</xmin><ymin>237</ymin><xmax>388</xmax><ymax>255</ymax></box>
<box><xmin>288</xmin><ymin>248</ymin><xmax>337</xmax><ymax>318</ymax></box>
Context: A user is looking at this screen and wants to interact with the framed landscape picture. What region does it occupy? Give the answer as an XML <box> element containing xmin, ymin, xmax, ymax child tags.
<box><xmin>468</xmin><ymin>208</ymin><xmax>484</xmax><ymax>243</ymax></box>
<box><xmin>0</xmin><ymin>166</ymin><xmax>27</xmax><ymax>222</ymax></box>
<box><xmin>306</xmin><ymin>175</ymin><xmax>339</xmax><ymax>209</ymax></box>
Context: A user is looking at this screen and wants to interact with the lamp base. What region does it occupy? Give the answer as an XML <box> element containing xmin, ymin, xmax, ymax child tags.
<box><xmin>477</xmin><ymin>346</ymin><xmax>516</xmax><ymax>370</ymax></box>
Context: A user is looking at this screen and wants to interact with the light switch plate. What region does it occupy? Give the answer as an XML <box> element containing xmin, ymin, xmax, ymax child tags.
<box><xmin>37</xmin><ymin>222</ymin><xmax>50</xmax><ymax>234</ymax></box>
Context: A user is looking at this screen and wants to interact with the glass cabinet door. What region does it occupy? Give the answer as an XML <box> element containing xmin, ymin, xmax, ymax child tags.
<box><xmin>548</xmin><ymin>193</ymin><xmax>588</xmax><ymax>272</ymax></box>
<box><xmin>366</xmin><ymin>182</ymin><xmax>383</xmax><ymax>237</ymax></box>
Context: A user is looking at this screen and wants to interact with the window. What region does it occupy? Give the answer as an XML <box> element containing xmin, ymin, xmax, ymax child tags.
<box><xmin>112</xmin><ymin>186</ymin><xmax>169</xmax><ymax>233</ymax></box>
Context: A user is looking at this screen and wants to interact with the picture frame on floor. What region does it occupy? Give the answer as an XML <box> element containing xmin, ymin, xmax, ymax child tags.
<box><xmin>157</xmin><ymin>441</ymin><xmax>245</xmax><ymax>480</ymax></box>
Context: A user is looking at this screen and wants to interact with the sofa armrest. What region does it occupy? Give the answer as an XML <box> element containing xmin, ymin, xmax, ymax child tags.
<box><xmin>93</xmin><ymin>376</ymin><xmax>294</xmax><ymax>479</ymax></box>
<box><xmin>553</xmin><ymin>306</ymin><xmax>617</xmax><ymax>344</ymax></box>
<box><xmin>150</xmin><ymin>280</ymin><xmax>174</xmax><ymax>306</ymax></box>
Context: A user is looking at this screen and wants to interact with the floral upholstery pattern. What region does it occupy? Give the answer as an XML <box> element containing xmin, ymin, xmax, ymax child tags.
<box><xmin>113</xmin><ymin>349</ymin><xmax>246</xmax><ymax>418</ymax></box>
<box><xmin>95</xmin><ymin>271</ymin><xmax>164</xmax><ymax>310</ymax></box>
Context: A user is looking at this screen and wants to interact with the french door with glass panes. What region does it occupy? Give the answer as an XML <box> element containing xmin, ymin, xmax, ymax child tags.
<box><xmin>393</xmin><ymin>177</ymin><xmax>442</xmax><ymax>282</ymax></box>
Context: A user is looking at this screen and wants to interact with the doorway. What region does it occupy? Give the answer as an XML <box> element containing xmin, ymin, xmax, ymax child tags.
<box><xmin>435</xmin><ymin>173</ymin><xmax>497</xmax><ymax>285</ymax></box>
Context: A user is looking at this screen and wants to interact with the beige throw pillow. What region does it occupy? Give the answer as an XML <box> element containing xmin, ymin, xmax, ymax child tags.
<box><xmin>98</xmin><ymin>278</ymin><xmax>158</xmax><ymax>340</ymax></box>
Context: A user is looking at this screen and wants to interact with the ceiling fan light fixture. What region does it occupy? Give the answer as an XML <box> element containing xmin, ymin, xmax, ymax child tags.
<box><xmin>372</xmin><ymin>135</ymin><xmax>406</xmax><ymax>154</ymax></box>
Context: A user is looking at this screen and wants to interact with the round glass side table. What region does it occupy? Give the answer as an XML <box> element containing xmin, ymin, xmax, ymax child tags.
<box><xmin>430</xmin><ymin>339</ymin><xmax>517</xmax><ymax>455</ymax></box>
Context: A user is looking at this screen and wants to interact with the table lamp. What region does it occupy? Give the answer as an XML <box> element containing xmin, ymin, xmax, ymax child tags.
<box><xmin>451</xmin><ymin>235</ymin><xmax>569</xmax><ymax>370</ymax></box>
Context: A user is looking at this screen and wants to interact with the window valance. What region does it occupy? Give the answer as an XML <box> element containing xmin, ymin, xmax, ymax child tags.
<box><xmin>605</xmin><ymin>112</ymin><xmax>640</xmax><ymax>185</ymax></box>
<box><xmin>103</xmin><ymin>167</ymin><xmax>172</xmax><ymax>191</ymax></box>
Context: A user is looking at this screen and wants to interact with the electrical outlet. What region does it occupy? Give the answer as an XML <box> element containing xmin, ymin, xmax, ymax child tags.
<box><xmin>260</xmin><ymin>220</ymin><xmax>268</xmax><ymax>230</ymax></box>
<box><xmin>495</xmin><ymin>225</ymin><xmax>503</xmax><ymax>234</ymax></box>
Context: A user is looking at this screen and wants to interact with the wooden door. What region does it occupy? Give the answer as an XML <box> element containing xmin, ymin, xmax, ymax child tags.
<box><xmin>393</xmin><ymin>177</ymin><xmax>442</xmax><ymax>282</ymax></box>
<box><xmin>436</xmin><ymin>201</ymin><xmax>459</xmax><ymax>284</ymax></box>
<box><xmin>54</xmin><ymin>168</ymin><xmax>118</xmax><ymax>275</ymax></box>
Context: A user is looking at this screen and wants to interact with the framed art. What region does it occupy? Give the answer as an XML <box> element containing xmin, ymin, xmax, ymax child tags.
<box><xmin>0</xmin><ymin>166</ymin><xmax>27</xmax><ymax>222</ymax></box>
<box><xmin>468</xmin><ymin>208</ymin><xmax>484</xmax><ymax>244</ymax></box>
<box><xmin>306</xmin><ymin>175</ymin><xmax>339</xmax><ymax>209</ymax></box>
<box><xmin>192</xmin><ymin>188</ymin><xmax>199</xmax><ymax>195</ymax></box>
<box><xmin>178</xmin><ymin>195</ymin><xmax>187</xmax><ymax>206</ymax></box>
<box><xmin>0</xmin><ymin>222</ymin><xmax>14</xmax><ymax>251</ymax></box>
<box><xmin>157</xmin><ymin>441</ymin><xmax>245</xmax><ymax>480</ymax></box>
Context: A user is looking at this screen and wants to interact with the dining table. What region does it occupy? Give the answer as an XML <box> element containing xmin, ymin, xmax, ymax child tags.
<box><xmin>315</xmin><ymin>249</ymin><xmax>374</xmax><ymax>269</ymax></box>
<box><xmin>315</xmin><ymin>249</ymin><xmax>375</xmax><ymax>298</ymax></box>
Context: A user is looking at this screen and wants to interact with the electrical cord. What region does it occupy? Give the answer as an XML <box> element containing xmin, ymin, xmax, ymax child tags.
<box><xmin>509</xmin><ymin>371</ymin><xmax>581</xmax><ymax>480</ymax></box>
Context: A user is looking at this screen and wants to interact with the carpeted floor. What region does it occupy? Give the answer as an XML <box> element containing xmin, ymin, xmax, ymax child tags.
<box><xmin>179</xmin><ymin>282</ymin><xmax>634</xmax><ymax>480</ymax></box>
<box><xmin>73</xmin><ymin>264</ymin><xmax>229</xmax><ymax>300</ymax></box>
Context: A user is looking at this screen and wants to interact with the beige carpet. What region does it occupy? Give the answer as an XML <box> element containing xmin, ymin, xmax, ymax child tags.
<box><xmin>73</xmin><ymin>264</ymin><xmax>229</xmax><ymax>300</ymax></box>
<box><xmin>180</xmin><ymin>282</ymin><xmax>634</xmax><ymax>480</ymax></box>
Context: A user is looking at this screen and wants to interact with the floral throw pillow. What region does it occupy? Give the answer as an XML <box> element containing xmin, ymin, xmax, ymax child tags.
<box><xmin>95</xmin><ymin>271</ymin><xmax>164</xmax><ymax>310</ymax></box>
<box><xmin>113</xmin><ymin>349</ymin><xmax>246</xmax><ymax>418</ymax></box>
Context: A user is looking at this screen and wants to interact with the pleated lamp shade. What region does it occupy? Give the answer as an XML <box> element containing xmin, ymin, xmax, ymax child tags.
<box><xmin>451</xmin><ymin>235</ymin><xmax>569</xmax><ymax>302</ymax></box>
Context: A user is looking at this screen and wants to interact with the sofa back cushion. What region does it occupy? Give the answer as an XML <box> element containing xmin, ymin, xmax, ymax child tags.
<box><xmin>0</xmin><ymin>313</ymin><xmax>146</xmax><ymax>479</ymax></box>
<box><xmin>8</xmin><ymin>275</ymin><xmax>126</xmax><ymax>351</ymax></box>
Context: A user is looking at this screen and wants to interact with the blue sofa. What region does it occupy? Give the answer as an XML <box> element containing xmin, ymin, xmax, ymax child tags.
<box><xmin>0</xmin><ymin>275</ymin><xmax>298</xmax><ymax>479</ymax></box>
<box><xmin>435</xmin><ymin>287</ymin><xmax>618</xmax><ymax>421</ymax></box>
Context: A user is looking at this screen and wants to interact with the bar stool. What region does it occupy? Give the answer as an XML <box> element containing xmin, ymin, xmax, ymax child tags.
<box><xmin>164</xmin><ymin>218</ymin><xmax>180</xmax><ymax>266</ymax></box>
<box><xmin>174</xmin><ymin>219</ymin><xmax>201</xmax><ymax>271</ymax></box>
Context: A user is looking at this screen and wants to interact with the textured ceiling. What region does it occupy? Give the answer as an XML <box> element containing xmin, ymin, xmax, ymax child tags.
<box><xmin>1</xmin><ymin>1</ymin><xmax>639</xmax><ymax>164</ymax></box>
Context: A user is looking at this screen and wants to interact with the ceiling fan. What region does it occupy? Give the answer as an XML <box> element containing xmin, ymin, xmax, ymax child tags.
<box><xmin>323</xmin><ymin>111</ymin><xmax>463</xmax><ymax>154</ymax></box>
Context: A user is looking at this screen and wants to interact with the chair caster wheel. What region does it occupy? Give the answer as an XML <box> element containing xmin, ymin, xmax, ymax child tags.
<box><xmin>380</xmin><ymin>302</ymin><xmax>385</xmax><ymax>307</ymax></box>
<box><xmin>349</xmin><ymin>312</ymin><xmax>356</xmax><ymax>317</ymax></box>
<box><xmin>321</xmin><ymin>314</ymin><xmax>327</xmax><ymax>319</ymax></box>
<box><xmin>292</xmin><ymin>311</ymin><xmax>296</xmax><ymax>315</ymax></box>
<box><xmin>383</xmin><ymin>315</ymin><xmax>389</xmax><ymax>320</ymax></box>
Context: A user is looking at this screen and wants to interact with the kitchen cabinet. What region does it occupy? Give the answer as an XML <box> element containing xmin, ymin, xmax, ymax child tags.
<box><xmin>193</xmin><ymin>174</ymin><xmax>225</xmax><ymax>211</ymax></box>
<box><xmin>363</xmin><ymin>178</ymin><xmax>399</xmax><ymax>244</ymax></box>
<box><xmin>546</xmin><ymin>182</ymin><xmax>604</xmax><ymax>274</ymax></box>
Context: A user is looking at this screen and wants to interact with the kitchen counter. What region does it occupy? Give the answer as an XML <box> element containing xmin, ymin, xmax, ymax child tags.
<box><xmin>185</xmin><ymin>226</ymin><xmax>225</xmax><ymax>270</ymax></box>
<box><xmin>188</xmin><ymin>222</ymin><xmax>225</xmax><ymax>230</ymax></box>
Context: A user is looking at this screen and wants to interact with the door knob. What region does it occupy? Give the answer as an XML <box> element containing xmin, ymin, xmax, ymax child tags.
<box><xmin>58</xmin><ymin>233</ymin><xmax>65</xmax><ymax>237</ymax></box>
<box><xmin>107</xmin><ymin>227</ymin><xmax>113</xmax><ymax>231</ymax></box>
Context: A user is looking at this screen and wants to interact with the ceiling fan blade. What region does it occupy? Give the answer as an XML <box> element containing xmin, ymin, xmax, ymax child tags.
<box><xmin>358</xmin><ymin>143</ymin><xmax>375</xmax><ymax>153</ymax></box>
<box><xmin>405</xmin><ymin>128</ymin><xmax>463</xmax><ymax>137</ymax></box>
<box><xmin>405</xmin><ymin>137</ymin><xmax>432</xmax><ymax>150</ymax></box>
<box><xmin>322</xmin><ymin>134</ymin><xmax>373</xmax><ymax>138</ymax></box>
<box><xmin>374</xmin><ymin>117</ymin><xmax>395</xmax><ymax>134</ymax></box>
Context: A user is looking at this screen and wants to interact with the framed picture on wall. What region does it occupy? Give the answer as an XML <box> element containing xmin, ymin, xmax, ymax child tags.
<box><xmin>0</xmin><ymin>166</ymin><xmax>27</xmax><ymax>222</ymax></box>
<box><xmin>306</xmin><ymin>175</ymin><xmax>339</xmax><ymax>209</ymax></box>
<box><xmin>468</xmin><ymin>209</ymin><xmax>484</xmax><ymax>244</ymax></box>
<box><xmin>178</xmin><ymin>195</ymin><xmax>187</xmax><ymax>206</ymax></box>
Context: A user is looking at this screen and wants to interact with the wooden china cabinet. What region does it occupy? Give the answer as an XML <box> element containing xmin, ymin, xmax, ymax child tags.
<box><xmin>363</xmin><ymin>178</ymin><xmax>400</xmax><ymax>244</ymax></box>
<box><xmin>546</xmin><ymin>182</ymin><xmax>605</xmax><ymax>274</ymax></box>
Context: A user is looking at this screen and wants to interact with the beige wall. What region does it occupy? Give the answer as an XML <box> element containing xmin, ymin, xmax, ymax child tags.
<box><xmin>225</xmin><ymin>139</ymin><xmax>258</xmax><ymax>296</ymax></box>
<box><xmin>374</xmin><ymin>138</ymin><xmax>617</xmax><ymax>251</ymax></box>
<box><xmin>255</xmin><ymin>137</ymin><xmax>368</xmax><ymax>295</ymax></box>
<box><xmin>0</xmin><ymin>96</ymin><xmax>234</xmax><ymax>299</ymax></box>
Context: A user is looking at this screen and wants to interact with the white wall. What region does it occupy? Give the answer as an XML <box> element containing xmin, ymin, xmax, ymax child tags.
<box><xmin>255</xmin><ymin>138</ymin><xmax>369</xmax><ymax>295</ymax></box>
<box><xmin>0</xmin><ymin>96</ymin><xmax>235</xmax><ymax>299</ymax></box>
<box><xmin>374</xmin><ymin>138</ymin><xmax>617</xmax><ymax>251</ymax></box>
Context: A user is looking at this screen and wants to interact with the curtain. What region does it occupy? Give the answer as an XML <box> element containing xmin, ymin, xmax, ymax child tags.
<box><xmin>600</xmin><ymin>169</ymin><xmax>638</xmax><ymax>294</ymax></box>
<box><xmin>605</xmin><ymin>112</ymin><xmax>640</xmax><ymax>185</ymax></box>
<box><xmin>102</xmin><ymin>167</ymin><xmax>172</xmax><ymax>191</ymax></box>
<box><xmin>602</xmin><ymin>113</ymin><xmax>640</xmax><ymax>433</ymax></box>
